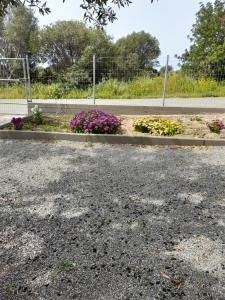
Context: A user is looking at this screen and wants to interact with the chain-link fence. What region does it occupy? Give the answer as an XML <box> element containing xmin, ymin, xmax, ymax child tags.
<box><xmin>0</xmin><ymin>57</ymin><xmax>30</xmax><ymax>114</ymax></box>
<box><xmin>28</xmin><ymin>55</ymin><xmax>225</xmax><ymax>102</ymax></box>
<box><xmin>0</xmin><ymin>55</ymin><xmax>225</xmax><ymax>114</ymax></box>
<box><xmin>162</xmin><ymin>56</ymin><xmax>225</xmax><ymax>105</ymax></box>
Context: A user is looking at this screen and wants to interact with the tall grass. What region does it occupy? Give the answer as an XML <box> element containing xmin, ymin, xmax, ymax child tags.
<box><xmin>0</xmin><ymin>73</ymin><xmax>224</xmax><ymax>99</ymax></box>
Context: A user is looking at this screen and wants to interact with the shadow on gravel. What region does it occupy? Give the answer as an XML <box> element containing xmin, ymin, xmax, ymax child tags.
<box><xmin>0</xmin><ymin>141</ymin><xmax>225</xmax><ymax>299</ymax></box>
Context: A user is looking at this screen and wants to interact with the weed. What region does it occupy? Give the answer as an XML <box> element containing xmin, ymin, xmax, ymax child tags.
<box><xmin>5</xmin><ymin>284</ymin><xmax>16</xmax><ymax>294</ymax></box>
<box><xmin>190</xmin><ymin>116</ymin><xmax>203</xmax><ymax>122</ymax></box>
<box><xmin>52</xmin><ymin>261</ymin><xmax>75</xmax><ymax>278</ymax></box>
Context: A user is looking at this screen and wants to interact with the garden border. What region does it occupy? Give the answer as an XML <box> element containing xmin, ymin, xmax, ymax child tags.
<box><xmin>28</xmin><ymin>103</ymin><xmax>225</xmax><ymax>116</ymax></box>
<box><xmin>1</xmin><ymin>130</ymin><xmax>225</xmax><ymax>146</ymax></box>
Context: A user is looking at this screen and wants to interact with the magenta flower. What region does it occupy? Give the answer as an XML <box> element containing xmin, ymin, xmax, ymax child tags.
<box><xmin>11</xmin><ymin>117</ymin><xmax>23</xmax><ymax>130</ymax></box>
<box><xmin>70</xmin><ymin>110</ymin><xmax>121</xmax><ymax>134</ymax></box>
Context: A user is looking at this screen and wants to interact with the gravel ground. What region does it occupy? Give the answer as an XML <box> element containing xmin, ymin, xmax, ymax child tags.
<box><xmin>0</xmin><ymin>140</ymin><xmax>225</xmax><ymax>300</ymax></box>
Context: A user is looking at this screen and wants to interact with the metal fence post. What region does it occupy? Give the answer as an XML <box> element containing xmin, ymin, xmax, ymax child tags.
<box><xmin>22</xmin><ymin>58</ymin><xmax>29</xmax><ymax>102</ymax></box>
<box><xmin>25</xmin><ymin>54</ymin><xmax>32</xmax><ymax>102</ymax></box>
<box><xmin>162</xmin><ymin>55</ymin><xmax>169</xmax><ymax>107</ymax></box>
<box><xmin>93</xmin><ymin>55</ymin><xmax>96</xmax><ymax>105</ymax></box>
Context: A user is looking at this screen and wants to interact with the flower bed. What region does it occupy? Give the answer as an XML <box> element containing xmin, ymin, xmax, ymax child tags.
<box><xmin>2</xmin><ymin>111</ymin><xmax>225</xmax><ymax>140</ymax></box>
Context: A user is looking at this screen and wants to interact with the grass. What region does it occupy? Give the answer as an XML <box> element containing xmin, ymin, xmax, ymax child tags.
<box><xmin>52</xmin><ymin>261</ymin><xmax>75</xmax><ymax>278</ymax></box>
<box><xmin>0</xmin><ymin>73</ymin><xmax>224</xmax><ymax>99</ymax></box>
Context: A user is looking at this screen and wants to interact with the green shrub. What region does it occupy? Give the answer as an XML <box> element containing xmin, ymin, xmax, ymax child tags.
<box><xmin>133</xmin><ymin>117</ymin><xmax>183</xmax><ymax>136</ymax></box>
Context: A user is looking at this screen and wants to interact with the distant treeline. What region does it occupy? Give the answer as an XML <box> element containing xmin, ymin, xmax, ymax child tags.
<box><xmin>0</xmin><ymin>0</ymin><xmax>224</xmax><ymax>87</ymax></box>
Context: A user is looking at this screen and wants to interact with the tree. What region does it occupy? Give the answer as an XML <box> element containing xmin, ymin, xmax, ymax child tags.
<box><xmin>159</xmin><ymin>65</ymin><xmax>173</xmax><ymax>76</ymax></box>
<box><xmin>115</xmin><ymin>31</ymin><xmax>160</xmax><ymax>68</ymax></box>
<box><xmin>0</xmin><ymin>0</ymin><xmax>155</xmax><ymax>26</ymax></box>
<box><xmin>113</xmin><ymin>31</ymin><xmax>160</xmax><ymax>79</ymax></box>
<box><xmin>79</xmin><ymin>28</ymin><xmax>114</xmax><ymax>83</ymax></box>
<box><xmin>3</xmin><ymin>5</ymin><xmax>39</xmax><ymax>58</ymax></box>
<box><xmin>39</xmin><ymin>20</ymin><xmax>114</xmax><ymax>87</ymax></box>
<box><xmin>180</xmin><ymin>0</ymin><xmax>225</xmax><ymax>80</ymax></box>
<box><xmin>39</xmin><ymin>21</ymin><xmax>91</xmax><ymax>70</ymax></box>
<box><xmin>54</xmin><ymin>28</ymin><xmax>113</xmax><ymax>88</ymax></box>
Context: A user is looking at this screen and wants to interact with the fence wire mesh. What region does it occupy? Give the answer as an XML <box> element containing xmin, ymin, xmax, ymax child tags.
<box><xmin>0</xmin><ymin>57</ymin><xmax>29</xmax><ymax>114</ymax></box>
<box><xmin>28</xmin><ymin>55</ymin><xmax>225</xmax><ymax>101</ymax></box>
<box><xmin>0</xmin><ymin>55</ymin><xmax>225</xmax><ymax>115</ymax></box>
<box><xmin>163</xmin><ymin>57</ymin><xmax>225</xmax><ymax>100</ymax></box>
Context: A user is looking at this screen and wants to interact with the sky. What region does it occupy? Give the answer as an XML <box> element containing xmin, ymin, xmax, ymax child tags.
<box><xmin>37</xmin><ymin>0</ymin><xmax>213</xmax><ymax>66</ymax></box>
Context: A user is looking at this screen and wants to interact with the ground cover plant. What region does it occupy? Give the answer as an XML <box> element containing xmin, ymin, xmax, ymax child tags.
<box><xmin>70</xmin><ymin>110</ymin><xmax>121</xmax><ymax>134</ymax></box>
<box><xmin>133</xmin><ymin>117</ymin><xmax>183</xmax><ymax>136</ymax></box>
<box><xmin>206</xmin><ymin>119</ymin><xmax>225</xmax><ymax>134</ymax></box>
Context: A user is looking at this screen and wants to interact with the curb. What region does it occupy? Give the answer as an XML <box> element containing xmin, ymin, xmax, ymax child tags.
<box><xmin>0</xmin><ymin>130</ymin><xmax>225</xmax><ymax>146</ymax></box>
<box><xmin>28</xmin><ymin>103</ymin><xmax>225</xmax><ymax>116</ymax></box>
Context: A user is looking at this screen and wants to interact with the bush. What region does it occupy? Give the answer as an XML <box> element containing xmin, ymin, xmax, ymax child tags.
<box><xmin>70</xmin><ymin>110</ymin><xmax>121</xmax><ymax>134</ymax></box>
<box><xmin>133</xmin><ymin>117</ymin><xmax>183</xmax><ymax>136</ymax></box>
<box><xmin>206</xmin><ymin>119</ymin><xmax>225</xmax><ymax>134</ymax></box>
<box><xmin>11</xmin><ymin>117</ymin><xmax>23</xmax><ymax>130</ymax></box>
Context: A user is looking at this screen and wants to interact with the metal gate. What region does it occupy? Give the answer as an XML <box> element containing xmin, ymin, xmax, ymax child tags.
<box><xmin>0</xmin><ymin>57</ymin><xmax>31</xmax><ymax>115</ymax></box>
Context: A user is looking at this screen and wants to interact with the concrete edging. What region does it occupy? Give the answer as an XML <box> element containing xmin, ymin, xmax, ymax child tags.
<box><xmin>28</xmin><ymin>103</ymin><xmax>225</xmax><ymax>115</ymax></box>
<box><xmin>0</xmin><ymin>130</ymin><xmax>225</xmax><ymax>146</ymax></box>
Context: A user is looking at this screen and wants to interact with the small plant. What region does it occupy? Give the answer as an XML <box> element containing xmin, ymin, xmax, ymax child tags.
<box><xmin>31</xmin><ymin>105</ymin><xmax>43</xmax><ymax>125</ymax></box>
<box><xmin>52</xmin><ymin>261</ymin><xmax>75</xmax><ymax>278</ymax></box>
<box><xmin>190</xmin><ymin>116</ymin><xmax>203</xmax><ymax>122</ymax></box>
<box><xmin>206</xmin><ymin>119</ymin><xmax>225</xmax><ymax>134</ymax></box>
<box><xmin>11</xmin><ymin>117</ymin><xmax>23</xmax><ymax>130</ymax></box>
<box><xmin>133</xmin><ymin>117</ymin><xmax>182</xmax><ymax>136</ymax></box>
<box><xmin>5</xmin><ymin>283</ymin><xmax>16</xmax><ymax>294</ymax></box>
<box><xmin>70</xmin><ymin>110</ymin><xmax>121</xmax><ymax>134</ymax></box>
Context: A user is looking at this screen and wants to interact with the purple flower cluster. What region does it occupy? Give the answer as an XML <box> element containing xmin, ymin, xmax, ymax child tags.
<box><xmin>70</xmin><ymin>110</ymin><xmax>121</xmax><ymax>134</ymax></box>
<box><xmin>11</xmin><ymin>117</ymin><xmax>23</xmax><ymax>130</ymax></box>
<box><xmin>207</xmin><ymin>119</ymin><xmax>225</xmax><ymax>134</ymax></box>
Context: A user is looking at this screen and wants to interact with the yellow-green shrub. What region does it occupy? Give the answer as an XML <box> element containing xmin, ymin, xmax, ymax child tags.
<box><xmin>133</xmin><ymin>117</ymin><xmax>183</xmax><ymax>136</ymax></box>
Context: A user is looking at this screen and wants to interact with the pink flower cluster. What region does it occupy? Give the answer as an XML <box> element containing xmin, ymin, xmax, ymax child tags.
<box><xmin>206</xmin><ymin>118</ymin><xmax>225</xmax><ymax>134</ymax></box>
<box><xmin>70</xmin><ymin>110</ymin><xmax>121</xmax><ymax>134</ymax></box>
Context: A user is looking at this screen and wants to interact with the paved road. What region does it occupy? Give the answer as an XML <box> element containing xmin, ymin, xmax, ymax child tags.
<box><xmin>0</xmin><ymin>99</ymin><xmax>28</xmax><ymax>115</ymax></box>
<box><xmin>0</xmin><ymin>140</ymin><xmax>225</xmax><ymax>299</ymax></box>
